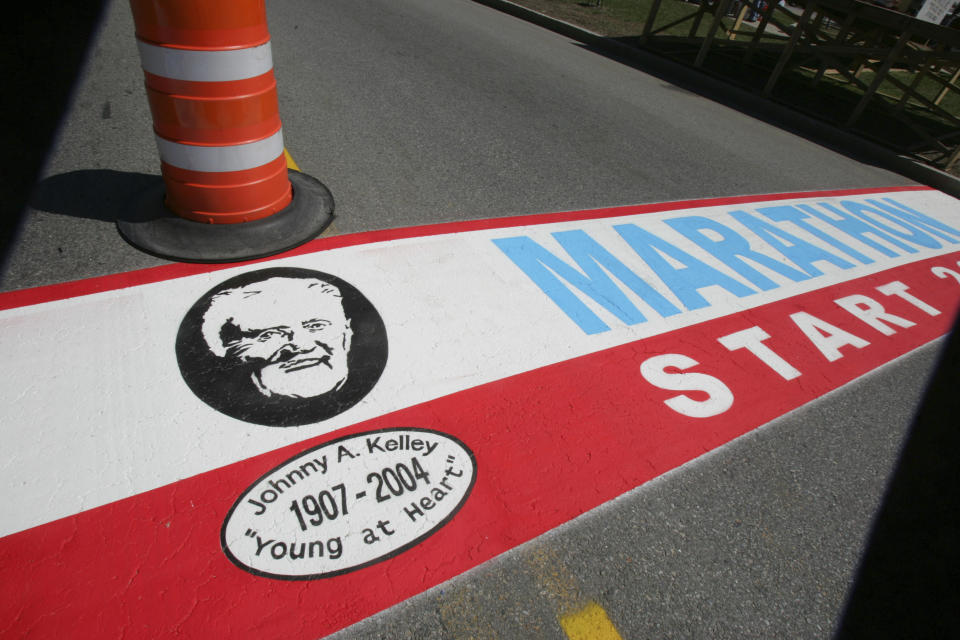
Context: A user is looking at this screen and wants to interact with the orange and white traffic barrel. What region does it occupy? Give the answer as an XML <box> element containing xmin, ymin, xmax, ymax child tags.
<box><xmin>118</xmin><ymin>0</ymin><xmax>333</xmax><ymax>262</ymax></box>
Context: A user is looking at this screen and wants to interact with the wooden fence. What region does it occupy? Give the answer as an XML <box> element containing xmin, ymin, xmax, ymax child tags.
<box><xmin>633</xmin><ymin>0</ymin><xmax>960</xmax><ymax>171</ymax></box>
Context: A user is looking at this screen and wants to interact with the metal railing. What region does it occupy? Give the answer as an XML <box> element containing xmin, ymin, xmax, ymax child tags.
<box><xmin>632</xmin><ymin>0</ymin><xmax>960</xmax><ymax>171</ymax></box>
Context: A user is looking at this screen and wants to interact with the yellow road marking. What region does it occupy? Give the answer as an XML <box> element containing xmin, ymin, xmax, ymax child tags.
<box><xmin>283</xmin><ymin>148</ymin><xmax>300</xmax><ymax>171</ymax></box>
<box><xmin>560</xmin><ymin>602</ymin><xmax>624</xmax><ymax>640</ymax></box>
<box><xmin>526</xmin><ymin>548</ymin><xmax>623</xmax><ymax>640</ymax></box>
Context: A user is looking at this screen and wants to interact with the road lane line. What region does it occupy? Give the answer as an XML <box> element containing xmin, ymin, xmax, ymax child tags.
<box><xmin>527</xmin><ymin>546</ymin><xmax>622</xmax><ymax>640</ymax></box>
<box><xmin>560</xmin><ymin>603</ymin><xmax>624</xmax><ymax>640</ymax></box>
<box><xmin>284</xmin><ymin>147</ymin><xmax>300</xmax><ymax>171</ymax></box>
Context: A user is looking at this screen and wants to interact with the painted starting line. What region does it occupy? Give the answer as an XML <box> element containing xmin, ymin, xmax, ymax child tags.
<box><xmin>2</xmin><ymin>186</ymin><xmax>959</xmax><ymax>637</ymax></box>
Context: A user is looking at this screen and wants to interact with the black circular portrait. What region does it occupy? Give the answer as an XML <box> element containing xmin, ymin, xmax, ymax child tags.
<box><xmin>176</xmin><ymin>267</ymin><xmax>388</xmax><ymax>427</ymax></box>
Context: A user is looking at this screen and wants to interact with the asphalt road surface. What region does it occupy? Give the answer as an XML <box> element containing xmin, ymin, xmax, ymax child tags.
<box><xmin>2</xmin><ymin>0</ymin><xmax>913</xmax><ymax>292</ymax></box>
<box><xmin>3</xmin><ymin>0</ymin><xmax>955</xmax><ymax>638</ymax></box>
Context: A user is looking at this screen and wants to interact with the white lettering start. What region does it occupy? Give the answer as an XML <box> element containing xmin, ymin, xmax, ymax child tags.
<box><xmin>638</xmin><ymin>266</ymin><xmax>957</xmax><ymax>418</ymax></box>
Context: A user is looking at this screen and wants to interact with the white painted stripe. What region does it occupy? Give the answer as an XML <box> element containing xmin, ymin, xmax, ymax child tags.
<box><xmin>155</xmin><ymin>129</ymin><xmax>284</xmax><ymax>172</ymax></box>
<box><xmin>136</xmin><ymin>40</ymin><xmax>273</xmax><ymax>82</ymax></box>
<box><xmin>1</xmin><ymin>190</ymin><xmax>959</xmax><ymax>538</ymax></box>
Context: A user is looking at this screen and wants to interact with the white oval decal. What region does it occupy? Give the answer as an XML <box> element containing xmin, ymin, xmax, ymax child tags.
<box><xmin>221</xmin><ymin>427</ymin><xmax>477</xmax><ymax>580</ymax></box>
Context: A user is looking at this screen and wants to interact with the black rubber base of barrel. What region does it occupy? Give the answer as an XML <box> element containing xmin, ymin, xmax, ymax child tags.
<box><xmin>117</xmin><ymin>170</ymin><xmax>334</xmax><ymax>263</ymax></box>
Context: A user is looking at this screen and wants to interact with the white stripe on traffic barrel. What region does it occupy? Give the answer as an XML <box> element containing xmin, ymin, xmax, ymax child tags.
<box><xmin>136</xmin><ymin>40</ymin><xmax>274</xmax><ymax>82</ymax></box>
<box><xmin>155</xmin><ymin>128</ymin><xmax>285</xmax><ymax>172</ymax></box>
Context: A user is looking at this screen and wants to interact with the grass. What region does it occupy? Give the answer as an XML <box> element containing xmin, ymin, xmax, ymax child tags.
<box><xmin>854</xmin><ymin>68</ymin><xmax>960</xmax><ymax>123</ymax></box>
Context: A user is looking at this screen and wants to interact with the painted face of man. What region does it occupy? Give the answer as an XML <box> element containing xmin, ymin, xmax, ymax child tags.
<box><xmin>204</xmin><ymin>278</ymin><xmax>353</xmax><ymax>399</ymax></box>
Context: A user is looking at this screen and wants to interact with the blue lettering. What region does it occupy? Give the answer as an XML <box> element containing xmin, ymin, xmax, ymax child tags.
<box><xmin>614</xmin><ymin>223</ymin><xmax>755</xmax><ymax>310</ymax></box>
<box><xmin>844</xmin><ymin>201</ymin><xmax>940</xmax><ymax>249</ymax></box>
<box><xmin>729</xmin><ymin>209</ymin><xmax>854</xmax><ymax>276</ymax></box>
<box><xmin>840</xmin><ymin>200</ymin><xmax>930</xmax><ymax>251</ymax></box>
<box><xmin>666</xmin><ymin>215</ymin><xmax>810</xmax><ymax>290</ymax></box>
<box><xmin>760</xmin><ymin>205</ymin><xmax>874</xmax><ymax>265</ymax></box>
<box><xmin>806</xmin><ymin>202</ymin><xmax>914</xmax><ymax>257</ymax></box>
<box><xmin>869</xmin><ymin>198</ymin><xmax>960</xmax><ymax>244</ymax></box>
<box><xmin>493</xmin><ymin>231</ymin><xmax>681</xmax><ymax>335</ymax></box>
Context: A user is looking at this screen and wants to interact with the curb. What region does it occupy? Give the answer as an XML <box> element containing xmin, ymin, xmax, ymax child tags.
<box><xmin>472</xmin><ymin>0</ymin><xmax>960</xmax><ymax>198</ymax></box>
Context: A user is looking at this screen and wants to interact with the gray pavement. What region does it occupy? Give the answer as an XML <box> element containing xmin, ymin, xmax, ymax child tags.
<box><xmin>1</xmin><ymin>0</ymin><xmax>953</xmax><ymax>637</ymax></box>
<box><xmin>332</xmin><ymin>341</ymin><xmax>938</xmax><ymax>639</ymax></box>
<box><xmin>1</xmin><ymin>0</ymin><xmax>911</xmax><ymax>292</ymax></box>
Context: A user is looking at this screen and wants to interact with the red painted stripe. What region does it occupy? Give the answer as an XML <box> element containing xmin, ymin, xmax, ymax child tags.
<box><xmin>161</xmin><ymin>155</ymin><xmax>291</xmax><ymax>223</ymax></box>
<box><xmin>2</xmin><ymin>251</ymin><xmax>956</xmax><ymax>638</ymax></box>
<box><xmin>144</xmin><ymin>71</ymin><xmax>276</xmax><ymax>99</ymax></box>
<box><xmin>129</xmin><ymin>0</ymin><xmax>270</xmax><ymax>49</ymax></box>
<box><xmin>146</xmin><ymin>78</ymin><xmax>280</xmax><ymax>145</ymax></box>
<box><xmin>0</xmin><ymin>186</ymin><xmax>932</xmax><ymax>311</ymax></box>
